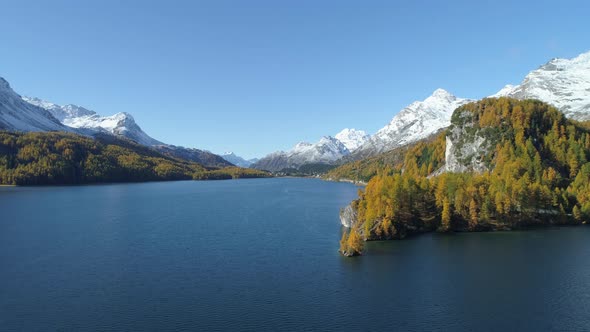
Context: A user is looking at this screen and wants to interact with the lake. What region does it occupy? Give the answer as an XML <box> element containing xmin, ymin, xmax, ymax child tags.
<box><xmin>1</xmin><ymin>178</ymin><xmax>590</xmax><ymax>331</ymax></box>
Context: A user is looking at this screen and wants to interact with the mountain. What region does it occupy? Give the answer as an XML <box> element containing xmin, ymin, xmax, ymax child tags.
<box><xmin>345</xmin><ymin>51</ymin><xmax>590</xmax><ymax>162</ymax></box>
<box><xmin>22</xmin><ymin>95</ymin><xmax>234</xmax><ymax>167</ymax></box>
<box><xmin>23</xmin><ymin>97</ymin><xmax>163</xmax><ymax>146</ymax></box>
<box><xmin>0</xmin><ymin>130</ymin><xmax>207</xmax><ymax>185</ymax></box>
<box><xmin>338</xmin><ymin>98</ymin><xmax>590</xmax><ymax>256</ymax></box>
<box><xmin>493</xmin><ymin>50</ymin><xmax>590</xmax><ymax>120</ymax></box>
<box><xmin>334</xmin><ymin>128</ymin><xmax>370</xmax><ymax>151</ymax></box>
<box><xmin>253</xmin><ymin>90</ymin><xmax>472</xmax><ymax>171</ymax></box>
<box><xmin>0</xmin><ymin>78</ymin><xmax>73</xmax><ymax>133</ymax></box>
<box><xmin>252</xmin><ymin>135</ymin><xmax>351</xmax><ymax>172</ymax></box>
<box><xmin>350</xmin><ymin>89</ymin><xmax>473</xmax><ymax>160</ymax></box>
<box><xmin>289</xmin><ymin>136</ymin><xmax>349</xmax><ymax>163</ymax></box>
<box><xmin>154</xmin><ymin>145</ymin><xmax>233</xmax><ymax>168</ymax></box>
<box><xmin>21</xmin><ymin>97</ymin><xmax>95</xmax><ymax>121</ymax></box>
<box><xmin>0</xmin><ymin>76</ymin><xmax>233</xmax><ymax>168</ymax></box>
<box><xmin>345</xmin><ymin>50</ymin><xmax>590</xmax><ymax>161</ymax></box>
<box><xmin>221</xmin><ymin>152</ymin><xmax>258</xmax><ymax>168</ymax></box>
<box><xmin>0</xmin><ymin>130</ymin><xmax>269</xmax><ymax>185</ymax></box>
<box><xmin>252</xmin><ymin>128</ymin><xmax>368</xmax><ymax>172</ymax></box>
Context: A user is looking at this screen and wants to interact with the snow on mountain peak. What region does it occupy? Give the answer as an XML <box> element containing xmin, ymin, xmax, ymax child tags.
<box><xmin>220</xmin><ymin>151</ymin><xmax>257</xmax><ymax>167</ymax></box>
<box><xmin>257</xmin><ymin>51</ymin><xmax>590</xmax><ymax>166</ymax></box>
<box><xmin>287</xmin><ymin>135</ymin><xmax>349</xmax><ymax>163</ymax></box>
<box><xmin>252</xmin><ymin>135</ymin><xmax>352</xmax><ymax>171</ymax></box>
<box><xmin>573</xmin><ymin>50</ymin><xmax>590</xmax><ymax>63</ymax></box>
<box><xmin>423</xmin><ymin>88</ymin><xmax>460</xmax><ymax>106</ymax></box>
<box><xmin>255</xmin><ymin>88</ymin><xmax>475</xmax><ymax>168</ymax></box>
<box><xmin>0</xmin><ymin>78</ymin><xmax>70</xmax><ymax>132</ymax></box>
<box><xmin>335</xmin><ymin>128</ymin><xmax>369</xmax><ymax>151</ymax></box>
<box><xmin>22</xmin><ymin>95</ymin><xmax>162</xmax><ymax>146</ymax></box>
<box><xmin>23</xmin><ymin>97</ymin><xmax>96</xmax><ymax>122</ymax></box>
<box><xmin>292</xmin><ymin>141</ymin><xmax>313</xmax><ymax>152</ymax></box>
<box><xmin>492</xmin><ymin>49</ymin><xmax>590</xmax><ymax>120</ymax></box>
<box><xmin>430</xmin><ymin>88</ymin><xmax>454</xmax><ymax>99</ymax></box>
<box><xmin>350</xmin><ymin>89</ymin><xmax>473</xmax><ymax>158</ymax></box>
<box><xmin>491</xmin><ymin>84</ymin><xmax>516</xmax><ymax>97</ymax></box>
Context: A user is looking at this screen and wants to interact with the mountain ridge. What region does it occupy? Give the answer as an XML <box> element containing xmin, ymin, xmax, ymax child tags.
<box><xmin>251</xmin><ymin>131</ymin><xmax>367</xmax><ymax>172</ymax></box>
<box><xmin>24</xmin><ymin>96</ymin><xmax>164</xmax><ymax>146</ymax></box>
<box><xmin>264</xmin><ymin>50</ymin><xmax>590</xmax><ymax>170</ymax></box>
<box><xmin>221</xmin><ymin>152</ymin><xmax>259</xmax><ymax>168</ymax></box>
<box><xmin>350</xmin><ymin>89</ymin><xmax>473</xmax><ymax>160</ymax></box>
<box><xmin>493</xmin><ymin>50</ymin><xmax>590</xmax><ymax>120</ymax></box>
<box><xmin>0</xmin><ymin>77</ymin><xmax>233</xmax><ymax>168</ymax></box>
<box><xmin>0</xmin><ymin>78</ymin><xmax>73</xmax><ymax>133</ymax></box>
<box><xmin>3</xmin><ymin>50</ymin><xmax>590</xmax><ymax>169</ymax></box>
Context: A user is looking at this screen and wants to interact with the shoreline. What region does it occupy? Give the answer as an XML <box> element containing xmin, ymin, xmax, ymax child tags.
<box><xmin>0</xmin><ymin>176</ymin><xmax>273</xmax><ymax>188</ymax></box>
<box><xmin>322</xmin><ymin>177</ymin><xmax>367</xmax><ymax>186</ymax></box>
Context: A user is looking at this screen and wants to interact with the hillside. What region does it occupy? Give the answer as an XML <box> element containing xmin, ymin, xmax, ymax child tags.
<box><xmin>0</xmin><ymin>78</ymin><xmax>72</xmax><ymax>133</ymax></box>
<box><xmin>339</xmin><ymin>98</ymin><xmax>590</xmax><ymax>256</ymax></box>
<box><xmin>221</xmin><ymin>152</ymin><xmax>258</xmax><ymax>167</ymax></box>
<box><xmin>251</xmin><ymin>129</ymin><xmax>368</xmax><ymax>172</ymax></box>
<box><xmin>0</xmin><ymin>76</ymin><xmax>233</xmax><ymax>168</ymax></box>
<box><xmin>24</xmin><ymin>96</ymin><xmax>164</xmax><ymax>146</ymax></box>
<box><xmin>0</xmin><ymin>131</ymin><xmax>269</xmax><ymax>185</ymax></box>
<box><xmin>325</xmin><ymin>132</ymin><xmax>444</xmax><ymax>183</ymax></box>
<box><xmin>153</xmin><ymin>145</ymin><xmax>233</xmax><ymax>168</ymax></box>
<box><xmin>351</xmin><ymin>89</ymin><xmax>472</xmax><ymax>159</ymax></box>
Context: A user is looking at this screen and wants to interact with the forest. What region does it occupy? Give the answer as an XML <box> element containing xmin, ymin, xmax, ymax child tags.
<box><xmin>339</xmin><ymin>98</ymin><xmax>590</xmax><ymax>256</ymax></box>
<box><xmin>325</xmin><ymin>134</ymin><xmax>442</xmax><ymax>183</ymax></box>
<box><xmin>0</xmin><ymin>131</ymin><xmax>269</xmax><ymax>185</ymax></box>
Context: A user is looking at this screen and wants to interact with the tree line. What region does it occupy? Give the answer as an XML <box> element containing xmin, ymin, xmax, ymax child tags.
<box><xmin>0</xmin><ymin>131</ymin><xmax>269</xmax><ymax>185</ymax></box>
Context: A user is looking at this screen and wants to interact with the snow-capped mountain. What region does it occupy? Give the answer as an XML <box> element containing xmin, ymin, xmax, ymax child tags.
<box><xmin>4</xmin><ymin>50</ymin><xmax>590</xmax><ymax>171</ymax></box>
<box><xmin>252</xmin><ymin>135</ymin><xmax>351</xmax><ymax>171</ymax></box>
<box><xmin>351</xmin><ymin>89</ymin><xmax>473</xmax><ymax>159</ymax></box>
<box><xmin>334</xmin><ymin>128</ymin><xmax>369</xmax><ymax>151</ymax></box>
<box><xmin>23</xmin><ymin>95</ymin><xmax>233</xmax><ymax>167</ymax></box>
<box><xmin>291</xmin><ymin>136</ymin><xmax>349</xmax><ymax>162</ymax></box>
<box><xmin>22</xmin><ymin>97</ymin><xmax>95</xmax><ymax>122</ymax></box>
<box><xmin>254</xmin><ymin>90</ymin><xmax>473</xmax><ymax>170</ymax></box>
<box><xmin>0</xmin><ymin>78</ymin><xmax>73</xmax><ymax>132</ymax></box>
<box><xmin>221</xmin><ymin>152</ymin><xmax>258</xmax><ymax>168</ymax></box>
<box><xmin>350</xmin><ymin>50</ymin><xmax>590</xmax><ymax>160</ymax></box>
<box><xmin>0</xmin><ymin>76</ymin><xmax>233</xmax><ymax>168</ymax></box>
<box><xmin>493</xmin><ymin>50</ymin><xmax>590</xmax><ymax>120</ymax></box>
<box><xmin>24</xmin><ymin>97</ymin><xmax>163</xmax><ymax>146</ymax></box>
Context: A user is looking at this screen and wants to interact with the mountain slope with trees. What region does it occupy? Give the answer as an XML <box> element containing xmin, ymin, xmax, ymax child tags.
<box><xmin>340</xmin><ymin>98</ymin><xmax>590</xmax><ymax>256</ymax></box>
<box><xmin>0</xmin><ymin>131</ymin><xmax>269</xmax><ymax>185</ymax></box>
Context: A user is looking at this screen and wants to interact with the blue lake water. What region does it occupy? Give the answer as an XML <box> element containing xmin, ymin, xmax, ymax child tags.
<box><xmin>1</xmin><ymin>178</ymin><xmax>590</xmax><ymax>331</ymax></box>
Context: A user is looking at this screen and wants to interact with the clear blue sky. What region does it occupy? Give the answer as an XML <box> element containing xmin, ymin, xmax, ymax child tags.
<box><xmin>1</xmin><ymin>0</ymin><xmax>589</xmax><ymax>159</ymax></box>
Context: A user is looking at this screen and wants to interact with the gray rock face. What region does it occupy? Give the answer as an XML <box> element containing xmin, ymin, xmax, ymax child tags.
<box><xmin>339</xmin><ymin>204</ymin><xmax>357</xmax><ymax>228</ymax></box>
<box><xmin>443</xmin><ymin>109</ymin><xmax>494</xmax><ymax>174</ymax></box>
